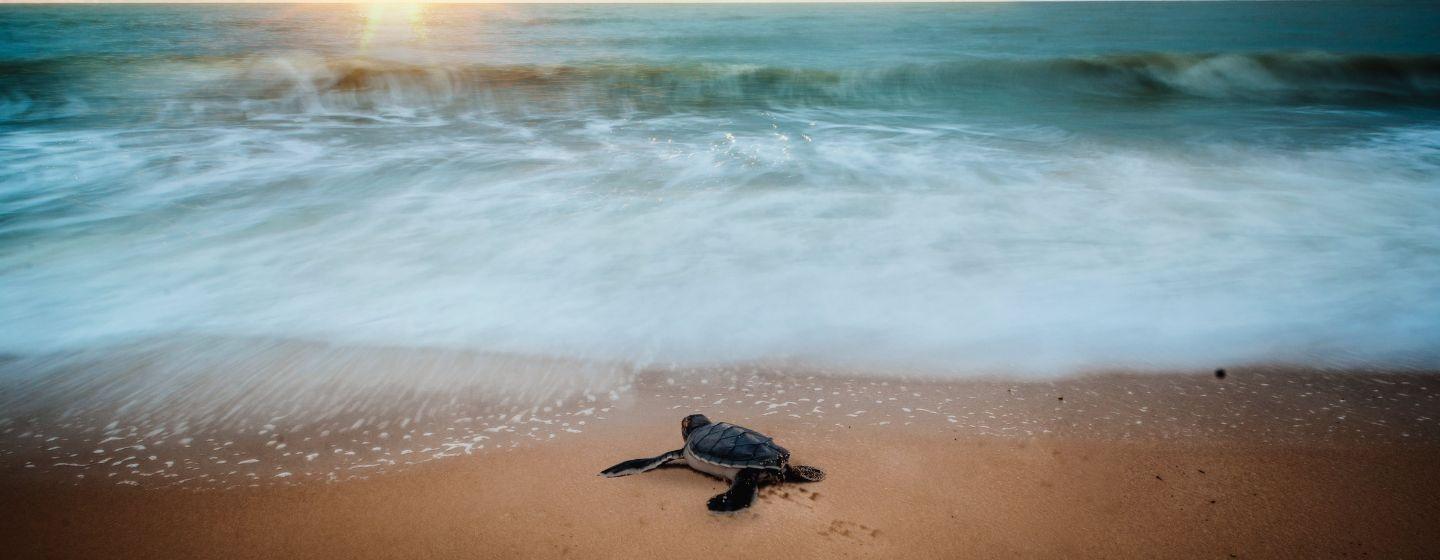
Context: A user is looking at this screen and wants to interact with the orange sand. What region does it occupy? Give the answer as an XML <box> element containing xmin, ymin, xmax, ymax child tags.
<box><xmin>3</xmin><ymin>371</ymin><xmax>1439</xmax><ymax>559</ymax></box>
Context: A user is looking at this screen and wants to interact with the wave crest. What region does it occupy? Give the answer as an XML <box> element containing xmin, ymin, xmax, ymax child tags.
<box><xmin>1042</xmin><ymin>52</ymin><xmax>1440</xmax><ymax>101</ymax></box>
<box><xmin>3</xmin><ymin>52</ymin><xmax>1438</xmax><ymax>121</ymax></box>
<box><xmin>230</xmin><ymin>52</ymin><xmax>1440</xmax><ymax>108</ymax></box>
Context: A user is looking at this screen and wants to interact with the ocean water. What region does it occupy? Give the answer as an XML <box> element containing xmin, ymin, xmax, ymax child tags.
<box><xmin>3</xmin><ymin>2</ymin><xmax>1440</xmax><ymax>376</ymax></box>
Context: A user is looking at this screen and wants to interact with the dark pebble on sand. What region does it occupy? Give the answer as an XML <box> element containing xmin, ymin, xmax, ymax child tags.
<box><xmin>1215</xmin><ymin>368</ymin><xmax>1227</xmax><ymax>379</ymax></box>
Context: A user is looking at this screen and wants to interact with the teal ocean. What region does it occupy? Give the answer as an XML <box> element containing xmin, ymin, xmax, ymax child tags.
<box><xmin>2</xmin><ymin>2</ymin><xmax>1439</xmax><ymax>373</ymax></box>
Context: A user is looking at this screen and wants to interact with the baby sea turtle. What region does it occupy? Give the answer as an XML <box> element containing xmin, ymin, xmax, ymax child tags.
<box><xmin>599</xmin><ymin>414</ymin><xmax>826</xmax><ymax>512</ymax></box>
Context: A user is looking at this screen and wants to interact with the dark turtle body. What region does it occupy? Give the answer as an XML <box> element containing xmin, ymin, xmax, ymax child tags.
<box><xmin>599</xmin><ymin>414</ymin><xmax>826</xmax><ymax>512</ymax></box>
<box><xmin>684</xmin><ymin>420</ymin><xmax>788</xmax><ymax>471</ymax></box>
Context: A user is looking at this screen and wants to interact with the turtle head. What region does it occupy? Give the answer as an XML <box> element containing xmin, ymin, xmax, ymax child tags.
<box><xmin>681</xmin><ymin>414</ymin><xmax>711</xmax><ymax>439</ymax></box>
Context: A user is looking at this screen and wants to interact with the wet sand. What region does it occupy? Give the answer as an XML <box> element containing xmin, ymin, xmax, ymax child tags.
<box><xmin>3</xmin><ymin>368</ymin><xmax>1440</xmax><ymax>559</ymax></box>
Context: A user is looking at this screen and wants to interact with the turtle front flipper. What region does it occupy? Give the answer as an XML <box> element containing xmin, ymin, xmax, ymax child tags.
<box><xmin>707</xmin><ymin>468</ymin><xmax>761</xmax><ymax>512</ymax></box>
<box><xmin>598</xmin><ymin>449</ymin><xmax>684</xmax><ymax>478</ymax></box>
<box><xmin>786</xmin><ymin>464</ymin><xmax>826</xmax><ymax>482</ymax></box>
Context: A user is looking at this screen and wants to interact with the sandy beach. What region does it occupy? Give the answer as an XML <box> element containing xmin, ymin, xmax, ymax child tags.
<box><xmin>4</xmin><ymin>367</ymin><xmax>1438</xmax><ymax>559</ymax></box>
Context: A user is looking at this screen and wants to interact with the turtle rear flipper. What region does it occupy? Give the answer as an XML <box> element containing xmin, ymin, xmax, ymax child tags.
<box><xmin>599</xmin><ymin>449</ymin><xmax>684</xmax><ymax>478</ymax></box>
<box><xmin>707</xmin><ymin>468</ymin><xmax>761</xmax><ymax>512</ymax></box>
<box><xmin>786</xmin><ymin>464</ymin><xmax>825</xmax><ymax>482</ymax></box>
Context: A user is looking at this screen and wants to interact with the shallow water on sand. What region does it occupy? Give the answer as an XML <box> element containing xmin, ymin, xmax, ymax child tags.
<box><xmin>3</xmin><ymin>349</ymin><xmax>1438</xmax><ymax>489</ymax></box>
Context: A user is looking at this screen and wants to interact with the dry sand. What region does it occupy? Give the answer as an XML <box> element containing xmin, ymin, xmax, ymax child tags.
<box><xmin>3</xmin><ymin>369</ymin><xmax>1439</xmax><ymax>559</ymax></box>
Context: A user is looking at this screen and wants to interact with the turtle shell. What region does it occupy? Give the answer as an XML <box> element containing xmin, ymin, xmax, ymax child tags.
<box><xmin>685</xmin><ymin>422</ymin><xmax>789</xmax><ymax>470</ymax></box>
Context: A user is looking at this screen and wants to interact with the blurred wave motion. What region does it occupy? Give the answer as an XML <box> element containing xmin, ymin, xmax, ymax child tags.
<box><xmin>3</xmin><ymin>2</ymin><xmax>1440</xmax><ymax>377</ymax></box>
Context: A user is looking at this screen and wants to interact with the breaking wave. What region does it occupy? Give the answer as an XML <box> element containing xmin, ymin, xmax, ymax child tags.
<box><xmin>4</xmin><ymin>51</ymin><xmax>1439</xmax><ymax>121</ymax></box>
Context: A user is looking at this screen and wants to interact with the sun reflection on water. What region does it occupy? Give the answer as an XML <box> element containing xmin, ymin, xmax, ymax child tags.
<box><xmin>359</xmin><ymin>2</ymin><xmax>430</xmax><ymax>51</ymax></box>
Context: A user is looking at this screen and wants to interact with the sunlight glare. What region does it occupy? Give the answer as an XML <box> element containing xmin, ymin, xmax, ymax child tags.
<box><xmin>359</xmin><ymin>1</ymin><xmax>429</xmax><ymax>50</ymax></box>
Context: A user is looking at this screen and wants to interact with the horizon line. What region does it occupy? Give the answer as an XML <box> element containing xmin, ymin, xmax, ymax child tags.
<box><xmin>0</xmin><ymin>0</ymin><xmax>1298</xmax><ymax>4</ymax></box>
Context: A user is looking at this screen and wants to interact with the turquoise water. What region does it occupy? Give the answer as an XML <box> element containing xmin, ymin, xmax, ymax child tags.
<box><xmin>2</xmin><ymin>2</ymin><xmax>1439</xmax><ymax>373</ymax></box>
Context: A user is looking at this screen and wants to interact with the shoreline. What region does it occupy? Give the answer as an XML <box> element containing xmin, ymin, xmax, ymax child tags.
<box><xmin>4</xmin><ymin>368</ymin><xmax>1440</xmax><ymax>558</ymax></box>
